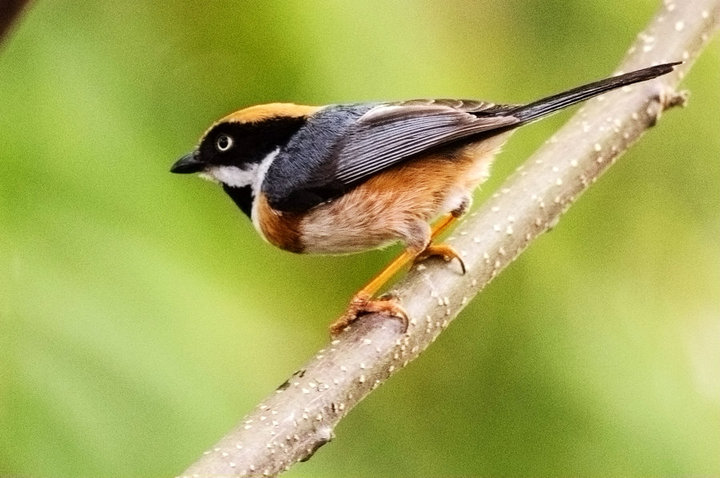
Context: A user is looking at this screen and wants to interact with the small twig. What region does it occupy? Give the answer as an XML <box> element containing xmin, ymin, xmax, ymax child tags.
<box><xmin>178</xmin><ymin>1</ymin><xmax>719</xmax><ymax>477</ymax></box>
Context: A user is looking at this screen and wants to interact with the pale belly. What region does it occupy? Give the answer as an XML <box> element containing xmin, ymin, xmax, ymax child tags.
<box><xmin>296</xmin><ymin>132</ymin><xmax>511</xmax><ymax>254</ymax></box>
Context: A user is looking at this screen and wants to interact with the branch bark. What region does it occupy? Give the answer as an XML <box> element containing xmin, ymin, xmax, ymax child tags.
<box><xmin>179</xmin><ymin>1</ymin><xmax>719</xmax><ymax>477</ymax></box>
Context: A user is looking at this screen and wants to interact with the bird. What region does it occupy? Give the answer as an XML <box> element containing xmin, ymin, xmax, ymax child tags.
<box><xmin>171</xmin><ymin>62</ymin><xmax>678</xmax><ymax>335</ymax></box>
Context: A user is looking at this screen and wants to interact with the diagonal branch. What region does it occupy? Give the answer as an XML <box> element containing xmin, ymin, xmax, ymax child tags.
<box><xmin>178</xmin><ymin>1</ymin><xmax>719</xmax><ymax>477</ymax></box>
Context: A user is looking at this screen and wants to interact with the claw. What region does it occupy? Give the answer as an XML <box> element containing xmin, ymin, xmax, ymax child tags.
<box><xmin>330</xmin><ymin>292</ymin><xmax>409</xmax><ymax>336</ymax></box>
<box><xmin>415</xmin><ymin>243</ymin><xmax>466</xmax><ymax>274</ymax></box>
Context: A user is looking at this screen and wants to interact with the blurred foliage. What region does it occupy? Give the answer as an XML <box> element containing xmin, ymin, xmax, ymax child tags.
<box><xmin>1</xmin><ymin>1</ymin><xmax>718</xmax><ymax>477</ymax></box>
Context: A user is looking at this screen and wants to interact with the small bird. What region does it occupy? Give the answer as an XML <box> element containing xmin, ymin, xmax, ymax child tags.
<box><xmin>172</xmin><ymin>62</ymin><xmax>678</xmax><ymax>335</ymax></box>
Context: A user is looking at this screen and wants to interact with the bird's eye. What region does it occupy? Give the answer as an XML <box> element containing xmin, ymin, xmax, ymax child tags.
<box><xmin>216</xmin><ymin>134</ymin><xmax>233</xmax><ymax>152</ymax></box>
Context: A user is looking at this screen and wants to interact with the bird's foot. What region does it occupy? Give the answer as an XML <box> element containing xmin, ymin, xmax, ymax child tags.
<box><xmin>415</xmin><ymin>243</ymin><xmax>466</xmax><ymax>274</ymax></box>
<box><xmin>329</xmin><ymin>291</ymin><xmax>409</xmax><ymax>336</ymax></box>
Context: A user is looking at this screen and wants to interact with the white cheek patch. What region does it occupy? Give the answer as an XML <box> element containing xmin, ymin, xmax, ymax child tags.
<box><xmin>253</xmin><ymin>148</ymin><xmax>279</xmax><ymax>195</ymax></box>
<box><xmin>204</xmin><ymin>165</ymin><xmax>257</xmax><ymax>188</ymax></box>
<box><xmin>250</xmin><ymin>148</ymin><xmax>281</xmax><ymax>237</ymax></box>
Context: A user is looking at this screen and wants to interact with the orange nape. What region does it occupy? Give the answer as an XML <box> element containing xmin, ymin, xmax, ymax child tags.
<box><xmin>329</xmin><ymin>214</ymin><xmax>466</xmax><ymax>336</ymax></box>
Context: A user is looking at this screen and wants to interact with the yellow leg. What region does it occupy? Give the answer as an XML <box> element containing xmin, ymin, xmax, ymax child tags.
<box><xmin>416</xmin><ymin>213</ymin><xmax>465</xmax><ymax>273</ymax></box>
<box><xmin>329</xmin><ymin>249</ymin><xmax>414</xmax><ymax>336</ymax></box>
<box><xmin>329</xmin><ymin>214</ymin><xmax>465</xmax><ymax>336</ymax></box>
<box><xmin>429</xmin><ymin>213</ymin><xmax>457</xmax><ymax>239</ymax></box>
<box><xmin>355</xmin><ymin>249</ymin><xmax>416</xmax><ymax>299</ymax></box>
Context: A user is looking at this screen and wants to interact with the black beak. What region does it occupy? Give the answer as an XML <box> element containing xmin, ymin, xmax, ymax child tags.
<box><xmin>171</xmin><ymin>151</ymin><xmax>205</xmax><ymax>174</ymax></box>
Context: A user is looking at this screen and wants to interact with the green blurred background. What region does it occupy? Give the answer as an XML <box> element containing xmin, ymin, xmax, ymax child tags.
<box><xmin>1</xmin><ymin>1</ymin><xmax>718</xmax><ymax>477</ymax></box>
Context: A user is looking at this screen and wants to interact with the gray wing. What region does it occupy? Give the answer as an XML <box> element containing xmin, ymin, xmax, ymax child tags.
<box><xmin>263</xmin><ymin>100</ymin><xmax>520</xmax><ymax>212</ymax></box>
<box><xmin>265</xmin><ymin>63</ymin><xmax>682</xmax><ymax>212</ymax></box>
<box><xmin>333</xmin><ymin>99</ymin><xmax>519</xmax><ymax>185</ymax></box>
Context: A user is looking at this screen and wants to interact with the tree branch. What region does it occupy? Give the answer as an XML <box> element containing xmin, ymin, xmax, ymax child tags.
<box><xmin>178</xmin><ymin>1</ymin><xmax>719</xmax><ymax>476</ymax></box>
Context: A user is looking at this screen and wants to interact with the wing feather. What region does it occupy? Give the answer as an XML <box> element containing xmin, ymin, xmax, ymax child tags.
<box><xmin>334</xmin><ymin>103</ymin><xmax>518</xmax><ymax>184</ymax></box>
<box><xmin>263</xmin><ymin>101</ymin><xmax>519</xmax><ymax>212</ymax></box>
<box><xmin>262</xmin><ymin>63</ymin><xmax>680</xmax><ymax>212</ymax></box>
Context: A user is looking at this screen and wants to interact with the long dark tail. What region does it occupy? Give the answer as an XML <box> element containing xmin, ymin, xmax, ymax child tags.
<box><xmin>504</xmin><ymin>62</ymin><xmax>680</xmax><ymax>124</ymax></box>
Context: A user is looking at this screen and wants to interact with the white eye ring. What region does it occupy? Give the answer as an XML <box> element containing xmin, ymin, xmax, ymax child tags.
<box><xmin>216</xmin><ymin>134</ymin><xmax>233</xmax><ymax>152</ymax></box>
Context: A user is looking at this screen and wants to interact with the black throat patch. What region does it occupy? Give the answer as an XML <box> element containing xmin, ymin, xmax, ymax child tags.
<box><xmin>222</xmin><ymin>184</ymin><xmax>253</xmax><ymax>218</ymax></box>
